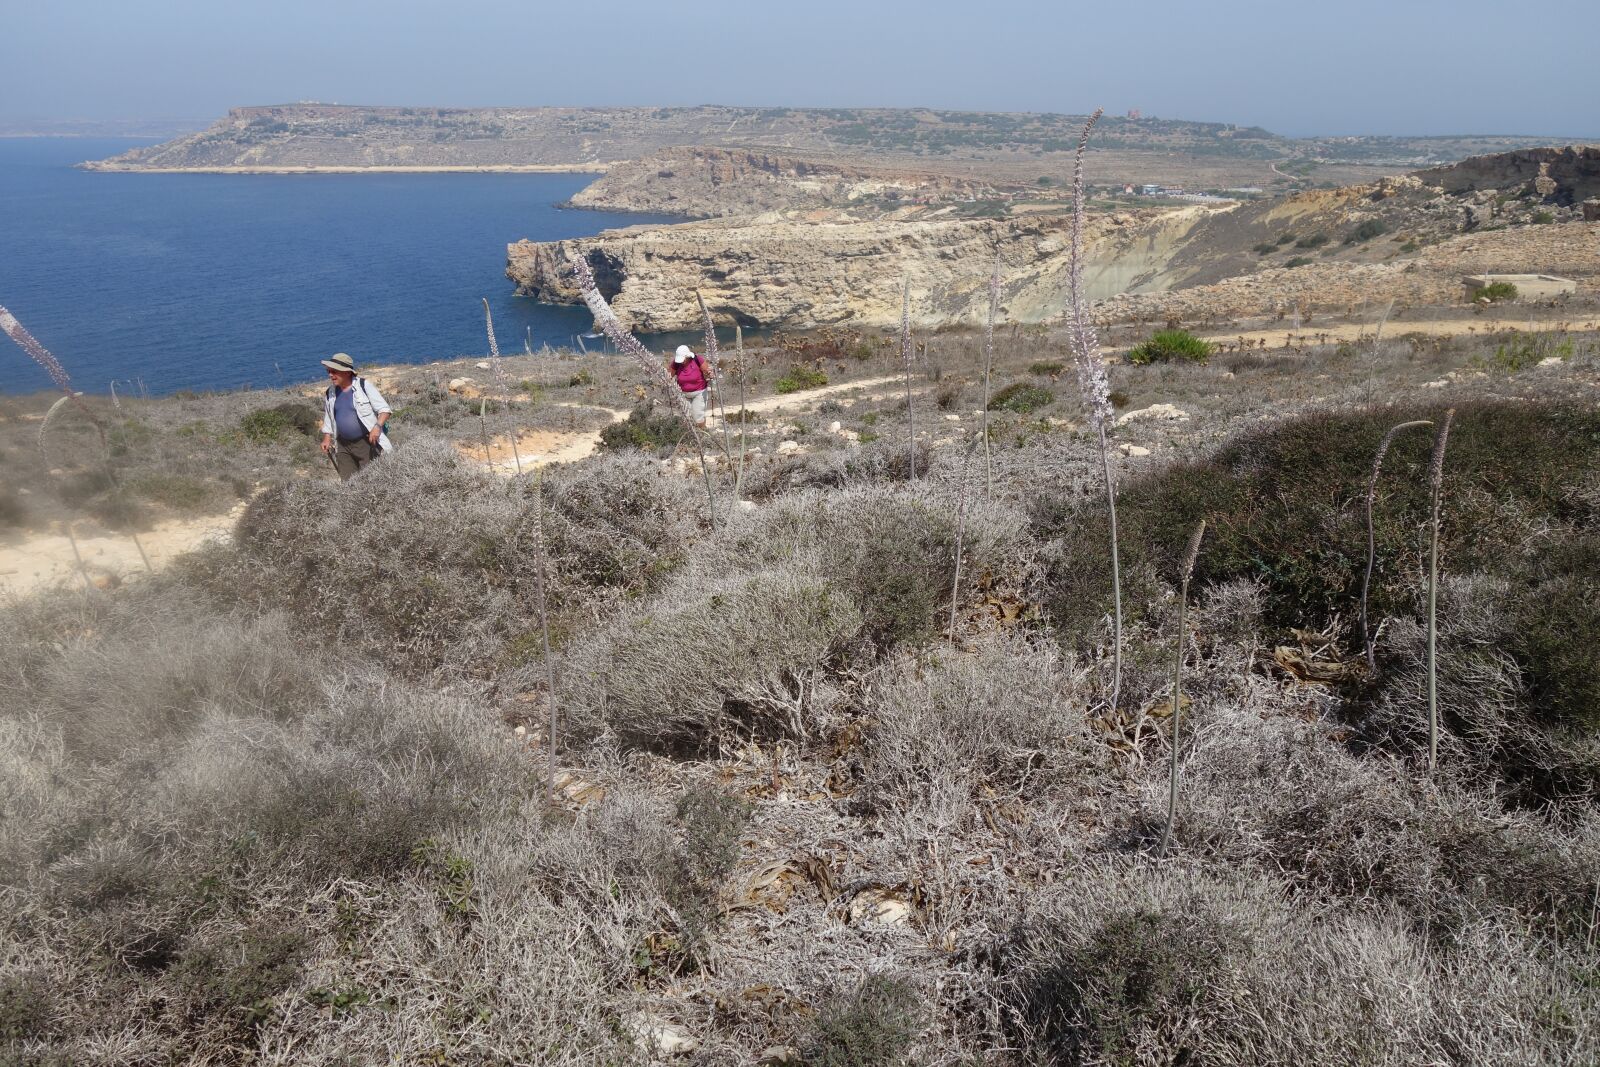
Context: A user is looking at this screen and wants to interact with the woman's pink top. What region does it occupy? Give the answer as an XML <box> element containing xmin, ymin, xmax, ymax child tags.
<box><xmin>674</xmin><ymin>356</ymin><xmax>707</xmax><ymax>392</ymax></box>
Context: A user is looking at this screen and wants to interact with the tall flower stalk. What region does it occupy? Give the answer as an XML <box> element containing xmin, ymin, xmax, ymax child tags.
<box><xmin>695</xmin><ymin>290</ymin><xmax>734</xmax><ymax>462</ymax></box>
<box><xmin>733</xmin><ymin>325</ymin><xmax>749</xmax><ymax>502</ymax></box>
<box><xmin>3</xmin><ymin>303</ymin><xmax>151</xmax><ymax>574</ymax></box>
<box><xmin>900</xmin><ymin>277</ymin><xmax>917</xmax><ymax>480</ymax></box>
<box><xmin>982</xmin><ymin>259</ymin><xmax>1000</xmax><ymax>501</ymax></box>
<box><xmin>1361</xmin><ymin>418</ymin><xmax>1432</xmax><ymax>672</ymax></box>
<box><xmin>1426</xmin><ymin>408</ymin><xmax>1455</xmax><ymax>775</ymax></box>
<box><xmin>1159</xmin><ymin>518</ymin><xmax>1206</xmax><ymax>858</ymax></box>
<box><xmin>526</xmin><ymin>468</ymin><xmax>559</xmax><ymax>804</ymax></box>
<box><xmin>481</xmin><ymin>298</ymin><xmax>524</xmax><ymax>475</ymax></box>
<box><xmin>1065</xmin><ymin>108</ymin><xmax>1123</xmax><ymax>712</ymax></box>
<box><xmin>567</xmin><ymin>252</ymin><xmax>718</xmax><ymax>528</ymax></box>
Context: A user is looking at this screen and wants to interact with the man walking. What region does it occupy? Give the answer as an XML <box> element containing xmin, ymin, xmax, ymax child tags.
<box><xmin>319</xmin><ymin>352</ymin><xmax>393</xmax><ymax>481</ymax></box>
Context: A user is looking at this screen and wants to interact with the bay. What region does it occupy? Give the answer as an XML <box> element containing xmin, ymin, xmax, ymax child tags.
<box><xmin>0</xmin><ymin>138</ymin><xmax>672</xmax><ymax>395</ymax></box>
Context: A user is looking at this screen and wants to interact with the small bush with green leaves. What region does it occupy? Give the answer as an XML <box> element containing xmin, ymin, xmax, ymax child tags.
<box><xmin>1126</xmin><ymin>330</ymin><xmax>1213</xmax><ymax>366</ymax></box>
<box><xmin>598</xmin><ymin>402</ymin><xmax>687</xmax><ymax>453</ymax></box>
<box><xmin>661</xmin><ymin>787</ymin><xmax>751</xmax><ymax>968</ymax></box>
<box><xmin>1252</xmin><ymin>242</ymin><xmax>1278</xmax><ymax>256</ymax></box>
<box><xmin>238</xmin><ymin>402</ymin><xmax>320</xmax><ymax>443</ymax></box>
<box><xmin>169</xmin><ymin>925</ymin><xmax>307</xmax><ymax>1037</ymax></box>
<box><xmin>991</xmin><ymin>382</ymin><xmax>1054</xmax><ymax>414</ymax></box>
<box><xmin>1028</xmin><ymin>360</ymin><xmax>1065</xmax><ymax>376</ymax></box>
<box><xmin>802</xmin><ymin>975</ymin><xmax>922</xmax><ymax>1067</ymax></box>
<box><xmin>1294</xmin><ymin>232</ymin><xmax>1330</xmax><ymax>249</ymax></box>
<box><xmin>132</xmin><ymin>472</ymin><xmax>228</xmax><ymax>515</ymax></box>
<box><xmin>1532</xmin><ymin>210</ymin><xmax>1555</xmax><ymax>224</ymax></box>
<box><xmin>1344</xmin><ymin>219</ymin><xmax>1388</xmax><ymax>243</ymax></box>
<box><xmin>775</xmin><ymin>364</ymin><xmax>829</xmax><ymax>393</ymax></box>
<box><xmin>1474</xmin><ymin>281</ymin><xmax>1519</xmax><ymax>303</ymax></box>
<box><xmin>1283</xmin><ymin>255</ymin><xmax>1313</xmax><ymax>268</ymax></box>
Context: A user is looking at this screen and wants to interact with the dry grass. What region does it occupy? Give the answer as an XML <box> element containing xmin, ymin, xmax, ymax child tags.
<box><xmin>2</xmin><ymin>329</ymin><xmax>1599</xmax><ymax>1064</ymax></box>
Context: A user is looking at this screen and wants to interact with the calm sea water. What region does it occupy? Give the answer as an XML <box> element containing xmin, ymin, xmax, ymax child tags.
<box><xmin>0</xmin><ymin>138</ymin><xmax>673</xmax><ymax>395</ymax></box>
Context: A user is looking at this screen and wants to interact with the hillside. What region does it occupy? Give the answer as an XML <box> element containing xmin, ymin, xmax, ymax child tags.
<box><xmin>4</xmin><ymin>302</ymin><xmax>1598</xmax><ymax>1062</ymax></box>
<box><xmin>510</xmin><ymin>146</ymin><xmax>1600</xmax><ymax>331</ymax></box>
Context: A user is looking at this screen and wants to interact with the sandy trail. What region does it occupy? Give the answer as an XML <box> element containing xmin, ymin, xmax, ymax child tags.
<box><xmin>0</xmin><ymin>504</ymin><xmax>247</xmax><ymax>598</ymax></box>
<box><xmin>1193</xmin><ymin>316</ymin><xmax>1598</xmax><ymax>350</ymax></box>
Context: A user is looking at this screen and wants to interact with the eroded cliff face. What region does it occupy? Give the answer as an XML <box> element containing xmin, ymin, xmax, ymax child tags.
<box><xmin>510</xmin><ymin>145</ymin><xmax>1600</xmax><ymax>332</ymax></box>
<box><xmin>508</xmin><ymin>207</ymin><xmax>1223</xmax><ymax>331</ymax></box>
<box><xmin>567</xmin><ymin>146</ymin><xmax>1009</xmax><ymax>217</ymax></box>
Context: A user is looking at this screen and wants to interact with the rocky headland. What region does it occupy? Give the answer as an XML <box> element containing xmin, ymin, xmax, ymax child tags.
<box><xmin>510</xmin><ymin>146</ymin><xmax>1600</xmax><ymax>331</ymax></box>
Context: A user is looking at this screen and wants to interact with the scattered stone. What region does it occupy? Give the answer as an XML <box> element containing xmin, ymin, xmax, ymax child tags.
<box><xmin>1423</xmin><ymin>379</ymin><xmax>1449</xmax><ymax>388</ymax></box>
<box><xmin>848</xmin><ymin>887</ymin><xmax>915</xmax><ymax>926</ymax></box>
<box><xmin>944</xmin><ymin>413</ymin><xmax>961</xmax><ymax>422</ymax></box>
<box><xmin>842</xmin><ymin>430</ymin><xmax>860</xmax><ymax>442</ymax></box>
<box><xmin>828</xmin><ymin>420</ymin><xmax>843</xmax><ymax>433</ymax></box>
<box><xmin>1118</xmin><ymin>443</ymin><xmax>1152</xmax><ymax>457</ymax></box>
<box><xmin>447</xmin><ymin>377</ymin><xmax>473</xmax><ymax>393</ymax></box>
<box><xmin>737</xmin><ymin>499</ymin><xmax>758</xmax><ymax>512</ymax></box>
<box><xmin>1537</xmin><ymin>356</ymin><xmax>1564</xmax><ymax>368</ymax></box>
<box><xmin>777</xmin><ymin>440</ymin><xmax>800</xmax><ymax>454</ymax></box>
<box><xmin>759</xmin><ymin>1047</ymin><xmax>802</xmax><ymax>1065</ymax></box>
<box><xmin>1584</xmin><ymin>198</ymin><xmax>1600</xmax><ymax>223</ymax></box>
<box><xmin>628</xmin><ymin>1014</ymin><xmax>697</xmax><ymax>1056</ymax></box>
<box><xmin>474</xmin><ymin>360</ymin><xmax>492</xmax><ymax>370</ymax></box>
<box><xmin>1115</xmin><ymin>403</ymin><xmax>1189</xmax><ymax>427</ymax></box>
<box><xmin>513</xmin><ymin>725</ymin><xmax>527</xmax><ymax>737</ymax></box>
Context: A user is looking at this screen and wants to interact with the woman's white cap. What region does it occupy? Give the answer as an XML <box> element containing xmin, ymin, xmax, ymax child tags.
<box><xmin>674</xmin><ymin>344</ymin><xmax>694</xmax><ymax>363</ymax></box>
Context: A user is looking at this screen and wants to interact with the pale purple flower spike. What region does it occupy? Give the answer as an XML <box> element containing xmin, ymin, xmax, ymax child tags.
<box><xmin>1067</xmin><ymin>109</ymin><xmax>1111</xmax><ymax>430</ymax></box>
<box><xmin>0</xmin><ymin>304</ymin><xmax>73</xmax><ymax>393</ymax></box>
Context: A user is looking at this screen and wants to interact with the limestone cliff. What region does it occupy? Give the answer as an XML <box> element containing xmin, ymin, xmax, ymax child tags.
<box><xmin>511</xmin><ymin>146</ymin><xmax>1600</xmax><ymax>332</ymax></box>
<box><xmin>507</xmin><ymin>207</ymin><xmax>1220</xmax><ymax>331</ymax></box>
<box><xmin>567</xmin><ymin>146</ymin><xmax>1010</xmax><ymax>218</ymax></box>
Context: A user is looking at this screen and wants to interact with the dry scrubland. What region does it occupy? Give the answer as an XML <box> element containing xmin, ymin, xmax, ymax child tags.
<box><xmin>2</xmin><ymin>321</ymin><xmax>1600</xmax><ymax>1064</ymax></box>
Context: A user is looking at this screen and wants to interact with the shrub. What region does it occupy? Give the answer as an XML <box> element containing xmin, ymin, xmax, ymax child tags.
<box><xmin>1283</xmin><ymin>255</ymin><xmax>1313</xmax><ymax>268</ymax></box>
<box><xmin>565</xmin><ymin>565</ymin><xmax>864</xmax><ymax>750</ymax></box>
<box><xmin>0</xmin><ymin>971</ymin><xmax>55</xmax><ymax>1041</ymax></box>
<box><xmin>991</xmin><ymin>382</ymin><xmax>1054</xmax><ymax>414</ymax></box>
<box><xmin>1126</xmin><ymin>330</ymin><xmax>1213</xmax><ymax>366</ymax></box>
<box><xmin>661</xmin><ymin>787</ymin><xmax>751</xmax><ymax>967</ymax></box>
<box><xmin>132</xmin><ymin>472</ymin><xmax>227</xmax><ymax>514</ymax></box>
<box><xmin>1474</xmin><ymin>281</ymin><xmax>1518</xmax><ymax>303</ymax></box>
<box><xmin>934</xmin><ymin>379</ymin><xmax>964</xmax><ymax>410</ymax></box>
<box><xmin>802</xmin><ymin>975</ymin><xmax>922</xmax><ymax>1067</ymax></box>
<box><xmin>168</xmin><ymin>925</ymin><xmax>306</xmax><ymax>1036</ymax></box>
<box><xmin>598</xmin><ymin>402</ymin><xmax>686</xmax><ymax>453</ymax></box>
<box><xmin>238</xmin><ymin>403</ymin><xmax>319</xmax><ymax>443</ymax></box>
<box><xmin>775</xmin><ymin>365</ymin><xmax>829</xmax><ymax>393</ymax></box>
<box><xmin>1532</xmin><ymin>210</ymin><xmax>1555</xmax><ymax>224</ymax></box>
<box><xmin>0</xmin><ymin>487</ymin><xmax>27</xmax><ymax>529</ymax></box>
<box><xmin>1293</xmin><ymin>232</ymin><xmax>1330</xmax><ymax>249</ymax></box>
<box><xmin>860</xmin><ymin>634</ymin><xmax>1094</xmax><ymax>817</ymax></box>
<box><xmin>1252</xmin><ymin>242</ymin><xmax>1277</xmax><ymax>255</ymax></box>
<box><xmin>214</xmin><ymin>438</ymin><xmax>699</xmax><ymax>675</ymax></box>
<box><xmin>1028</xmin><ymin>360</ymin><xmax>1065</xmax><ymax>376</ymax></box>
<box><xmin>1344</xmin><ymin>219</ymin><xmax>1388</xmax><ymax>244</ymax></box>
<box><xmin>1033</xmin><ymin>400</ymin><xmax>1600</xmax><ymax>651</ymax></box>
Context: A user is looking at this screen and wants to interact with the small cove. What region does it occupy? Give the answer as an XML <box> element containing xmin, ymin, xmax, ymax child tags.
<box><xmin>0</xmin><ymin>138</ymin><xmax>674</xmax><ymax>395</ymax></box>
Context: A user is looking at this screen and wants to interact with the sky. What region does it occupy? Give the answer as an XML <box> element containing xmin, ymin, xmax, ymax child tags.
<box><xmin>2</xmin><ymin>0</ymin><xmax>1597</xmax><ymax>138</ymax></box>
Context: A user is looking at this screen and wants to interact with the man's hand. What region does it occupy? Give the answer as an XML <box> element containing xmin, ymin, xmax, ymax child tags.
<box><xmin>321</xmin><ymin>434</ymin><xmax>333</xmax><ymax>455</ymax></box>
<box><xmin>367</xmin><ymin>424</ymin><xmax>382</xmax><ymax>445</ymax></box>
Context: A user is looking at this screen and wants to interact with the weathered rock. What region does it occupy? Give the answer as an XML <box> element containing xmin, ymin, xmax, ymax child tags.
<box><xmin>1116</xmin><ymin>404</ymin><xmax>1189</xmax><ymax>427</ymax></box>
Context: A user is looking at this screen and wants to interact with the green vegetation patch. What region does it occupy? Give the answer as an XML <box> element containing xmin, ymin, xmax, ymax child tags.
<box><xmin>238</xmin><ymin>403</ymin><xmax>320</xmax><ymax>442</ymax></box>
<box><xmin>1474</xmin><ymin>281</ymin><xmax>1519</xmax><ymax>303</ymax></box>
<box><xmin>992</xmin><ymin>382</ymin><xmax>1054</xmax><ymax>414</ymax></box>
<box><xmin>599</xmin><ymin>403</ymin><xmax>688</xmax><ymax>452</ymax></box>
<box><xmin>775</xmin><ymin>365</ymin><xmax>829</xmax><ymax>394</ymax></box>
<box><xmin>1127</xmin><ymin>330</ymin><xmax>1213</xmax><ymax>366</ymax></box>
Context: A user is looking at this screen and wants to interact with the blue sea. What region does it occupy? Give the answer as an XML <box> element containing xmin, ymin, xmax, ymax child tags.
<box><xmin>0</xmin><ymin>138</ymin><xmax>674</xmax><ymax>395</ymax></box>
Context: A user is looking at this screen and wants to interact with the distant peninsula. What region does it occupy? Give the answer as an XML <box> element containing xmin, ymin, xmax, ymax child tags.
<box><xmin>81</xmin><ymin>103</ymin><xmax>1558</xmax><ymax>190</ymax></box>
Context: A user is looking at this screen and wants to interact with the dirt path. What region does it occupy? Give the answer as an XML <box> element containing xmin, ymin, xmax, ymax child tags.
<box><xmin>0</xmin><ymin>504</ymin><xmax>247</xmax><ymax>598</ymax></box>
<box><xmin>1194</xmin><ymin>315</ymin><xmax>1598</xmax><ymax>350</ymax></box>
<box><xmin>459</xmin><ymin>405</ymin><xmax>631</xmax><ymax>474</ymax></box>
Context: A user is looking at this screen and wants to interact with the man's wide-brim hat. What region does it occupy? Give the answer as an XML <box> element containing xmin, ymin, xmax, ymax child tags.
<box><xmin>320</xmin><ymin>352</ymin><xmax>357</xmax><ymax>374</ymax></box>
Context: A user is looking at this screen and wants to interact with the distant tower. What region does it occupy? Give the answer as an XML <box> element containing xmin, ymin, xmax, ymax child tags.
<box><xmin>1126</xmin><ymin>108</ymin><xmax>1142</xmax><ymax>120</ymax></box>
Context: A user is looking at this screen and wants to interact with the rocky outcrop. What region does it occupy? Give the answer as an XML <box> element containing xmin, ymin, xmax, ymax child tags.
<box><xmin>507</xmin><ymin>207</ymin><xmax>1223</xmax><ymax>331</ymax></box>
<box><xmin>1413</xmin><ymin>146</ymin><xmax>1600</xmax><ymax>203</ymax></box>
<box><xmin>567</xmin><ymin>146</ymin><xmax>1009</xmax><ymax>218</ymax></box>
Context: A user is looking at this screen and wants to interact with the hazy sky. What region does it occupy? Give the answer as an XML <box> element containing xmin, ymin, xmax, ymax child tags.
<box><xmin>3</xmin><ymin>0</ymin><xmax>1596</xmax><ymax>137</ymax></box>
